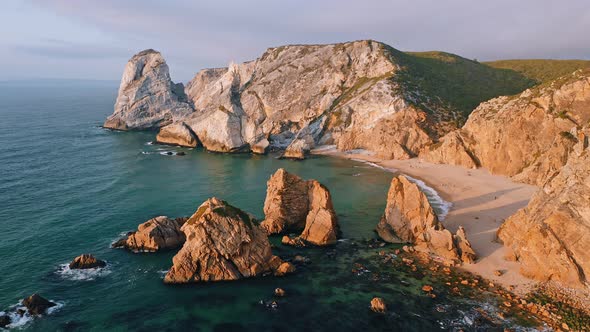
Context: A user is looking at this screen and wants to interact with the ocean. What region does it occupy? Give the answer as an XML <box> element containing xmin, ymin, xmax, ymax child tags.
<box><xmin>0</xmin><ymin>80</ymin><xmax>534</xmax><ymax>331</ymax></box>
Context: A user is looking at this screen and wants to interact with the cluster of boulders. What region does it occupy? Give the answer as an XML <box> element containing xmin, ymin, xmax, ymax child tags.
<box><xmin>107</xmin><ymin>169</ymin><xmax>340</xmax><ymax>284</ymax></box>
<box><xmin>376</xmin><ymin>175</ymin><xmax>476</xmax><ymax>265</ymax></box>
<box><xmin>261</xmin><ymin>168</ymin><xmax>340</xmax><ymax>246</ymax></box>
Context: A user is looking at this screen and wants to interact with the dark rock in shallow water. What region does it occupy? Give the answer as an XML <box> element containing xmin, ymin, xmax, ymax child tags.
<box><xmin>0</xmin><ymin>314</ymin><xmax>10</xmax><ymax>328</ymax></box>
<box><xmin>22</xmin><ymin>294</ymin><xmax>56</xmax><ymax>315</ymax></box>
<box><xmin>69</xmin><ymin>254</ymin><xmax>106</xmax><ymax>269</ymax></box>
<box><xmin>176</xmin><ymin>151</ymin><xmax>186</xmax><ymax>156</ymax></box>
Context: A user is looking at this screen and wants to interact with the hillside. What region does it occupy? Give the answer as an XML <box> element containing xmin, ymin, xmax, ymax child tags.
<box><xmin>394</xmin><ymin>50</ymin><xmax>535</xmax><ymax>123</ymax></box>
<box><xmin>485</xmin><ymin>59</ymin><xmax>590</xmax><ymax>84</ymax></box>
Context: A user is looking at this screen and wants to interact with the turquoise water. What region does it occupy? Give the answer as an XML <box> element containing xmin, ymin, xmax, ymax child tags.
<box><xmin>0</xmin><ymin>81</ymin><xmax>528</xmax><ymax>331</ymax></box>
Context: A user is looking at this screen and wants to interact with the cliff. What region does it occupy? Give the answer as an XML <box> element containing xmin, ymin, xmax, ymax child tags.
<box><xmin>424</xmin><ymin>69</ymin><xmax>590</xmax><ymax>186</ymax></box>
<box><xmin>104</xmin><ymin>41</ymin><xmax>532</xmax><ymax>157</ymax></box>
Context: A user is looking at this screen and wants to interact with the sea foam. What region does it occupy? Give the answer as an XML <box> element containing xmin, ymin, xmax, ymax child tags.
<box><xmin>56</xmin><ymin>263</ymin><xmax>111</xmax><ymax>281</ymax></box>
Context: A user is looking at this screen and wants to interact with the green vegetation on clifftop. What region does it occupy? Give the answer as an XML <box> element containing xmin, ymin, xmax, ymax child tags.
<box><xmin>485</xmin><ymin>59</ymin><xmax>590</xmax><ymax>84</ymax></box>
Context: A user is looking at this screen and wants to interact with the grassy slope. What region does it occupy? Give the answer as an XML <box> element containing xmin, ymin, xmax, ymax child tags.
<box><xmin>484</xmin><ymin>59</ymin><xmax>590</xmax><ymax>84</ymax></box>
<box><xmin>383</xmin><ymin>47</ymin><xmax>536</xmax><ymax>124</ymax></box>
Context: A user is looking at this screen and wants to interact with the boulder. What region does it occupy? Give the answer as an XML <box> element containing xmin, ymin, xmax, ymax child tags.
<box><xmin>261</xmin><ymin>169</ymin><xmax>339</xmax><ymax>246</ymax></box>
<box><xmin>103</xmin><ymin>49</ymin><xmax>193</xmax><ymax>130</ymax></box>
<box><xmin>377</xmin><ymin>175</ymin><xmax>475</xmax><ymax>264</ymax></box>
<box><xmin>370</xmin><ymin>297</ymin><xmax>387</xmax><ymax>313</ymax></box>
<box><xmin>113</xmin><ymin>216</ymin><xmax>187</xmax><ymax>252</ymax></box>
<box><xmin>164</xmin><ymin>198</ymin><xmax>292</xmax><ymax>283</ymax></box>
<box><xmin>498</xmin><ymin>133</ymin><xmax>590</xmax><ymax>287</ymax></box>
<box><xmin>69</xmin><ymin>254</ymin><xmax>106</xmax><ymax>269</ymax></box>
<box><xmin>0</xmin><ymin>314</ymin><xmax>10</xmax><ymax>328</ymax></box>
<box><xmin>156</xmin><ymin>122</ymin><xmax>199</xmax><ymax>147</ymax></box>
<box><xmin>22</xmin><ymin>294</ymin><xmax>56</xmax><ymax>316</ymax></box>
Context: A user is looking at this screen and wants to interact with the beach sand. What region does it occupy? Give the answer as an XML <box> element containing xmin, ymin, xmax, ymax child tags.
<box><xmin>314</xmin><ymin>148</ymin><xmax>538</xmax><ymax>293</ymax></box>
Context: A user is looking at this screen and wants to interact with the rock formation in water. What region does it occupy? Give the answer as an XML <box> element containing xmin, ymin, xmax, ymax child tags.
<box><xmin>261</xmin><ymin>169</ymin><xmax>339</xmax><ymax>246</ymax></box>
<box><xmin>22</xmin><ymin>294</ymin><xmax>56</xmax><ymax>316</ymax></box>
<box><xmin>103</xmin><ymin>49</ymin><xmax>193</xmax><ymax>130</ymax></box>
<box><xmin>0</xmin><ymin>314</ymin><xmax>9</xmax><ymax>328</ymax></box>
<box><xmin>105</xmin><ymin>41</ymin><xmax>531</xmax><ymax>156</ymax></box>
<box><xmin>424</xmin><ymin>69</ymin><xmax>590</xmax><ymax>186</ymax></box>
<box><xmin>370</xmin><ymin>297</ymin><xmax>387</xmax><ymax>313</ymax></box>
<box><xmin>155</xmin><ymin>122</ymin><xmax>199</xmax><ymax>147</ymax></box>
<box><xmin>497</xmin><ymin>131</ymin><xmax>590</xmax><ymax>287</ymax></box>
<box><xmin>377</xmin><ymin>175</ymin><xmax>475</xmax><ymax>264</ymax></box>
<box><xmin>69</xmin><ymin>254</ymin><xmax>106</xmax><ymax>269</ymax></box>
<box><xmin>164</xmin><ymin>198</ymin><xmax>293</xmax><ymax>283</ymax></box>
<box><xmin>113</xmin><ymin>216</ymin><xmax>188</xmax><ymax>252</ymax></box>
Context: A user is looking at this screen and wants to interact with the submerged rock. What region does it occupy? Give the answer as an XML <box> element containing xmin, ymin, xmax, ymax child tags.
<box><xmin>103</xmin><ymin>49</ymin><xmax>193</xmax><ymax>130</ymax></box>
<box><xmin>377</xmin><ymin>175</ymin><xmax>475</xmax><ymax>264</ymax></box>
<box><xmin>113</xmin><ymin>216</ymin><xmax>188</xmax><ymax>252</ymax></box>
<box><xmin>261</xmin><ymin>169</ymin><xmax>339</xmax><ymax>246</ymax></box>
<box><xmin>22</xmin><ymin>294</ymin><xmax>56</xmax><ymax>316</ymax></box>
<box><xmin>370</xmin><ymin>297</ymin><xmax>387</xmax><ymax>313</ymax></box>
<box><xmin>164</xmin><ymin>198</ymin><xmax>292</xmax><ymax>283</ymax></box>
<box><xmin>0</xmin><ymin>314</ymin><xmax>10</xmax><ymax>328</ymax></box>
<box><xmin>156</xmin><ymin>122</ymin><xmax>199</xmax><ymax>147</ymax></box>
<box><xmin>69</xmin><ymin>254</ymin><xmax>106</xmax><ymax>269</ymax></box>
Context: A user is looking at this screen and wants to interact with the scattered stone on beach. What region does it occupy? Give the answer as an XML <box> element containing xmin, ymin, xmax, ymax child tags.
<box><xmin>370</xmin><ymin>297</ymin><xmax>387</xmax><ymax>313</ymax></box>
<box><xmin>69</xmin><ymin>254</ymin><xmax>106</xmax><ymax>269</ymax></box>
<box><xmin>274</xmin><ymin>288</ymin><xmax>286</xmax><ymax>297</ymax></box>
<box><xmin>261</xmin><ymin>169</ymin><xmax>339</xmax><ymax>246</ymax></box>
<box><xmin>494</xmin><ymin>270</ymin><xmax>504</xmax><ymax>277</ymax></box>
<box><xmin>376</xmin><ymin>175</ymin><xmax>476</xmax><ymax>264</ymax></box>
<box><xmin>113</xmin><ymin>216</ymin><xmax>188</xmax><ymax>252</ymax></box>
<box><xmin>164</xmin><ymin>198</ymin><xmax>292</xmax><ymax>283</ymax></box>
<box><xmin>22</xmin><ymin>294</ymin><xmax>56</xmax><ymax>316</ymax></box>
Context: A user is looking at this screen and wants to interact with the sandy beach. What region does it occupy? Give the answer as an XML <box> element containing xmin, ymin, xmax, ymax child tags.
<box><xmin>313</xmin><ymin>148</ymin><xmax>539</xmax><ymax>293</ymax></box>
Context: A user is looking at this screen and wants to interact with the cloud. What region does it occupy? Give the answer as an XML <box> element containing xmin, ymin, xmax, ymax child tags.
<box><xmin>3</xmin><ymin>0</ymin><xmax>590</xmax><ymax>80</ymax></box>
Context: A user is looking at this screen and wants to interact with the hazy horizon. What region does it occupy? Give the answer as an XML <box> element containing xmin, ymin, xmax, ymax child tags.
<box><xmin>2</xmin><ymin>0</ymin><xmax>589</xmax><ymax>83</ymax></box>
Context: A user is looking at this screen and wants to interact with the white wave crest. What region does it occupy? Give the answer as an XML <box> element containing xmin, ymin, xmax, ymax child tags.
<box><xmin>2</xmin><ymin>301</ymin><xmax>64</xmax><ymax>329</ymax></box>
<box><xmin>56</xmin><ymin>263</ymin><xmax>111</xmax><ymax>281</ymax></box>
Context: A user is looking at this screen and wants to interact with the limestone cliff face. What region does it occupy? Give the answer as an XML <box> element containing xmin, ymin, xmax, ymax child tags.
<box><xmin>497</xmin><ymin>132</ymin><xmax>590</xmax><ymax>287</ymax></box>
<box><xmin>109</xmin><ymin>41</ymin><xmax>521</xmax><ymax>156</ymax></box>
<box><xmin>424</xmin><ymin>69</ymin><xmax>590</xmax><ymax>186</ymax></box>
<box><xmin>377</xmin><ymin>175</ymin><xmax>475</xmax><ymax>264</ymax></box>
<box><xmin>103</xmin><ymin>49</ymin><xmax>193</xmax><ymax>130</ymax></box>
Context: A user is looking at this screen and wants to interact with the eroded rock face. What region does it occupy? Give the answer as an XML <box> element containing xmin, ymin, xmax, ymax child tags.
<box><xmin>261</xmin><ymin>169</ymin><xmax>339</xmax><ymax>246</ymax></box>
<box><xmin>103</xmin><ymin>49</ymin><xmax>193</xmax><ymax>130</ymax></box>
<box><xmin>69</xmin><ymin>254</ymin><xmax>106</xmax><ymax>269</ymax></box>
<box><xmin>498</xmin><ymin>133</ymin><xmax>590</xmax><ymax>287</ymax></box>
<box><xmin>22</xmin><ymin>294</ymin><xmax>56</xmax><ymax>316</ymax></box>
<box><xmin>156</xmin><ymin>122</ymin><xmax>199</xmax><ymax>147</ymax></box>
<box><xmin>424</xmin><ymin>69</ymin><xmax>590</xmax><ymax>185</ymax></box>
<box><xmin>377</xmin><ymin>175</ymin><xmax>475</xmax><ymax>264</ymax></box>
<box><xmin>164</xmin><ymin>198</ymin><xmax>291</xmax><ymax>283</ymax></box>
<box><xmin>113</xmin><ymin>216</ymin><xmax>187</xmax><ymax>252</ymax></box>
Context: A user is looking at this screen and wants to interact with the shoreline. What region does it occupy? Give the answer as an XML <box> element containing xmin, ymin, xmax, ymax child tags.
<box><xmin>312</xmin><ymin>148</ymin><xmax>538</xmax><ymax>294</ymax></box>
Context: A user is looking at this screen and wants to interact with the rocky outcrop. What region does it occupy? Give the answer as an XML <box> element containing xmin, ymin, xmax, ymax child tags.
<box><xmin>113</xmin><ymin>216</ymin><xmax>187</xmax><ymax>252</ymax></box>
<box><xmin>106</xmin><ymin>41</ymin><xmax>529</xmax><ymax>156</ymax></box>
<box><xmin>0</xmin><ymin>314</ymin><xmax>9</xmax><ymax>328</ymax></box>
<box><xmin>377</xmin><ymin>175</ymin><xmax>475</xmax><ymax>264</ymax></box>
<box><xmin>156</xmin><ymin>122</ymin><xmax>199</xmax><ymax>147</ymax></box>
<box><xmin>370</xmin><ymin>297</ymin><xmax>387</xmax><ymax>313</ymax></box>
<box><xmin>69</xmin><ymin>254</ymin><xmax>106</xmax><ymax>269</ymax></box>
<box><xmin>261</xmin><ymin>169</ymin><xmax>339</xmax><ymax>246</ymax></box>
<box><xmin>103</xmin><ymin>49</ymin><xmax>193</xmax><ymax>130</ymax></box>
<box><xmin>424</xmin><ymin>69</ymin><xmax>590</xmax><ymax>185</ymax></box>
<box><xmin>498</xmin><ymin>132</ymin><xmax>590</xmax><ymax>287</ymax></box>
<box><xmin>22</xmin><ymin>294</ymin><xmax>56</xmax><ymax>316</ymax></box>
<box><xmin>164</xmin><ymin>198</ymin><xmax>293</xmax><ymax>283</ymax></box>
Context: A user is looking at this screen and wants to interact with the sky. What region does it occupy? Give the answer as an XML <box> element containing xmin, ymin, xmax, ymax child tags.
<box><xmin>1</xmin><ymin>0</ymin><xmax>589</xmax><ymax>82</ymax></box>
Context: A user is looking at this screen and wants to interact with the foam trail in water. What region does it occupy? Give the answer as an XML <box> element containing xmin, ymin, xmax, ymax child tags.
<box><xmin>56</xmin><ymin>263</ymin><xmax>111</xmax><ymax>281</ymax></box>
<box><xmin>2</xmin><ymin>301</ymin><xmax>64</xmax><ymax>329</ymax></box>
<box><xmin>351</xmin><ymin>159</ymin><xmax>452</xmax><ymax>221</ymax></box>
